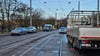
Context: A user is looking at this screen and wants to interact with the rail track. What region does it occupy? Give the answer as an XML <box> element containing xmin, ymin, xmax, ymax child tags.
<box><xmin>0</xmin><ymin>31</ymin><xmax>56</xmax><ymax>56</ymax></box>
<box><xmin>0</xmin><ymin>33</ymin><xmax>43</xmax><ymax>48</ymax></box>
<box><xmin>58</xmin><ymin>39</ymin><xmax>63</xmax><ymax>56</ymax></box>
<box><xmin>20</xmin><ymin>34</ymin><xmax>63</xmax><ymax>56</ymax></box>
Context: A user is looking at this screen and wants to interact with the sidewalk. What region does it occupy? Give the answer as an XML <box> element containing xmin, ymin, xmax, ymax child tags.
<box><xmin>0</xmin><ymin>32</ymin><xmax>10</xmax><ymax>37</ymax></box>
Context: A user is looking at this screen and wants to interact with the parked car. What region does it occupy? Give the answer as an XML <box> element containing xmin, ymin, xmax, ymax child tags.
<box><xmin>11</xmin><ymin>27</ymin><xmax>27</xmax><ymax>35</ymax></box>
<box><xmin>26</xmin><ymin>26</ymin><xmax>37</xmax><ymax>33</ymax></box>
<box><xmin>59</xmin><ymin>27</ymin><xmax>67</xmax><ymax>34</ymax></box>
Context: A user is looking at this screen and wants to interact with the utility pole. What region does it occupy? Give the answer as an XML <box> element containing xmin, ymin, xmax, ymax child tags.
<box><xmin>55</xmin><ymin>9</ymin><xmax>58</xmax><ymax>28</ymax></box>
<box><xmin>78</xmin><ymin>0</ymin><xmax>80</xmax><ymax>11</ymax></box>
<box><xmin>30</xmin><ymin>0</ymin><xmax>32</xmax><ymax>26</ymax></box>
<box><xmin>55</xmin><ymin>12</ymin><xmax>57</xmax><ymax>25</ymax></box>
<box><xmin>78</xmin><ymin>0</ymin><xmax>80</xmax><ymax>23</ymax></box>
<box><xmin>97</xmin><ymin>0</ymin><xmax>99</xmax><ymax>26</ymax></box>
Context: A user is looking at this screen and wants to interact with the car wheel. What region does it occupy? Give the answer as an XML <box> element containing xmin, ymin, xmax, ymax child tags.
<box><xmin>11</xmin><ymin>34</ymin><xmax>14</xmax><ymax>36</ymax></box>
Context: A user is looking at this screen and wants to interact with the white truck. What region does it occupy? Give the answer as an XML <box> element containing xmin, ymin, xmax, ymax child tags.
<box><xmin>67</xmin><ymin>25</ymin><xmax>100</xmax><ymax>49</ymax></box>
<box><xmin>67</xmin><ymin>11</ymin><xmax>100</xmax><ymax>49</ymax></box>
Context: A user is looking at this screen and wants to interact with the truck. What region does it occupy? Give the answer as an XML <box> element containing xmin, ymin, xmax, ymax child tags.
<box><xmin>43</xmin><ymin>24</ymin><xmax>52</xmax><ymax>31</ymax></box>
<box><xmin>67</xmin><ymin>10</ymin><xmax>100</xmax><ymax>49</ymax></box>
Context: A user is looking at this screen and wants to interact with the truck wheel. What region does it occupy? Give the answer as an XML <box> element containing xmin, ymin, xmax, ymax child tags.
<box><xmin>67</xmin><ymin>35</ymin><xmax>73</xmax><ymax>45</ymax></box>
<box><xmin>73</xmin><ymin>40</ymin><xmax>75</xmax><ymax>47</ymax></box>
<box><xmin>73</xmin><ymin>39</ymin><xmax>80</xmax><ymax>50</ymax></box>
<box><xmin>73</xmin><ymin>39</ymin><xmax>77</xmax><ymax>49</ymax></box>
<box><xmin>68</xmin><ymin>39</ymin><xmax>70</xmax><ymax>43</ymax></box>
<box><xmin>67</xmin><ymin>35</ymin><xmax>71</xmax><ymax>44</ymax></box>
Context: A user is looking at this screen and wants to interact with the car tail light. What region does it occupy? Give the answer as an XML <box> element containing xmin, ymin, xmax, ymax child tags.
<box><xmin>82</xmin><ymin>40</ymin><xmax>89</xmax><ymax>44</ymax></box>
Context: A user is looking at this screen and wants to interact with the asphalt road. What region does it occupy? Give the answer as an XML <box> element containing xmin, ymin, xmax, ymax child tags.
<box><xmin>0</xmin><ymin>30</ymin><xmax>100</xmax><ymax>56</ymax></box>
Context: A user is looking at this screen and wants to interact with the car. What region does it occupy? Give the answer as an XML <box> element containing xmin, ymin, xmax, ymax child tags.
<box><xmin>59</xmin><ymin>27</ymin><xmax>67</xmax><ymax>34</ymax></box>
<box><xmin>43</xmin><ymin>24</ymin><xmax>52</xmax><ymax>31</ymax></box>
<box><xmin>43</xmin><ymin>26</ymin><xmax>51</xmax><ymax>31</ymax></box>
<box><xmin>11</xmin><ymin>27</ymin><xmax>27</xmax><ymax>35</ymax></box>
<box><xmin>26</xmin><ymin>26</ymin><xmax>37</xmax><ymax>33</ymax></box>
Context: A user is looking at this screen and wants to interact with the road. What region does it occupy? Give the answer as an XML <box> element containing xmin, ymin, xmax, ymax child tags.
<box><xmin>0</xmin><ymin>30</ymin><xmax>100</xmax><ymax>56</ymax></box>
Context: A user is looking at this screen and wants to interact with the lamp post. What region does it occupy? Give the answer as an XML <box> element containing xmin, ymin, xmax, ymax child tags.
<box><xmin>78</xmin><ymin>0</ymin><xmax>80</xmax><ymax>23</ymax></box>
<box><xmin>78</xmin><ymin>0</ymin><xmax>80</xmax><ymax>12</ymax></box>
<box><xmin>97</xmin><ymin>0</ymin><xmax>99</xmax><ymax>26</ymax></box>
<box><xmin>55</xmin><ymin>9</ymin><xmax>58</xmax><ymax>28</ymax></box>
<box><xmin>30</xmin><ymin>0</ymin><xmax>32</xmax><ymax>26</ymax></box>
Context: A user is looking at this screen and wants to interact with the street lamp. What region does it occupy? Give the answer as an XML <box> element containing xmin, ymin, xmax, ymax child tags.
<box><xmin>30</xmin><ymin>0</ymin><xmax>32</xmax><ymax>26</ymax></box>
<box><xmin>97</xmin><ymin>0</ymin><xmax>99</xmax><ymax>26</ymax></box>
<box><xmin>78</xmin><ymin>0</ymin><xmax>80</xmax><ymax>12</ymax></box>
<box><xmin>55</xmin><ymin>9</ymin><xmax>58</xmax><ymax>27</ymax></box>
<box><xmin>78</xmin><ymin>0</ymin><xmax>80</xmax><ymax>20</ymax></box>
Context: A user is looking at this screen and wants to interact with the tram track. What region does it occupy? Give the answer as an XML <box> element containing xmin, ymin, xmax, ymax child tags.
<box><xmin>0</xmin><ymin>32</ymin><xmax>56</xmax><ymax>56</ymax></box>
<box><xmin>58</xmin><ymin>40</ymin><xmax>63</xmax><ymax>56</ymax></box>
<box><xmin>0</xmin><ymin>33</ymin><xmax>43</xmax><ymax>48</ymax></box>
<box><xmin>12</xmin><ymin>33</ymin><xmax>55</xmax><ymax>56</ymax></box>
<box><xmin>19</xmin><ymin>34</ymin><xmax>63</xmax><ymax>56</ymax></box>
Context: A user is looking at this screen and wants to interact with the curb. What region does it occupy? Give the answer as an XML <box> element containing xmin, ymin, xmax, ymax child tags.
<box><xmin>0</xmin><ymin>33</ymin><xmax>10</xmax><ymax>37</ymax></box>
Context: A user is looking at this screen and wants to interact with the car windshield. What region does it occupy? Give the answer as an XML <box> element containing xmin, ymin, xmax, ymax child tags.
<box><xmin>60</xmin><ymin>27</ymin><xmax>66</xmax><ymax>29</ymax></box>
<box><xmin>27</xmin><ymin>27</ymin><xmax>32</xmax><ymax>29</ymax></box>
<box><xmin>15</xmin><ymin>27</ymin><xmax>22</xmax><ymax>30</ymax></box>
<box><xmin>27</xmin><ymin>26</ymin><xmax>35</xmax><ymax>29</ymax></box>
<box><xmin>44</xmin><ymin>26</ymin><xmax>50</xmax><ymax>28</ymax></box>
